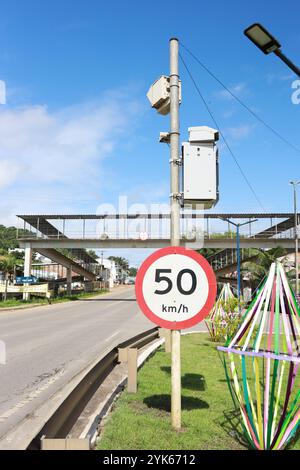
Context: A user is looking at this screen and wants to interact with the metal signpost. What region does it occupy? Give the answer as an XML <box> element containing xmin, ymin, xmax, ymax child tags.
<box><xmin>136</xmin><ymin>246</ymin><xmax>217</xmax><ymax>429</ymax></box>
<box><xmin>146</xmin><ymin>37</ymin><xmax>219</xmax><ymax>429</ymax></box>
<box><xmin>169</xmin><ymin>37</ymin><xmax>182</xmax><ymax>430</ymax></box>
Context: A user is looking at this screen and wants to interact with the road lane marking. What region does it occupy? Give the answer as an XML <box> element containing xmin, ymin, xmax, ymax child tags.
<box><xmin>104</xmin><ymin>331</ymin><xmax>120</xmax><ymax>343</ymax></box>
<box><xmin>0</xmin><ymin>369</ymin><xmax>64</xmax><ymax>422</ymax></box>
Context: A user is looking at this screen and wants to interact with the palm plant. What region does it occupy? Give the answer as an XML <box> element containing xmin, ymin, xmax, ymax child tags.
<box><xmin>241</xmin><ymin>247</ymin><xmax>288</xmax><ymax>290</ymax></box>
<box><xmin>0</xmin><ymin>254</ymin><xmax>18</xmax><ymax>301</ymax></box>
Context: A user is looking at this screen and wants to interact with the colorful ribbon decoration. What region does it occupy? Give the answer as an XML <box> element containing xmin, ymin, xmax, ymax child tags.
<box><xmin>206</xmin><ymin>282</ymin><xmax>235</xmax><ymax>340</ymax></box>
<box><xmin>218</xmin><ymin>262</ymin><xmax>300</xmax><ymax>450</ymax></box>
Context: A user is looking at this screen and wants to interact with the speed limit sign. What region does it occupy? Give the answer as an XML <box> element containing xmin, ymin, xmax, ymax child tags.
<box><xmin>135</xmin><ymin>246</ymin><xmax>217</xmax><ymax>330</ymax></box>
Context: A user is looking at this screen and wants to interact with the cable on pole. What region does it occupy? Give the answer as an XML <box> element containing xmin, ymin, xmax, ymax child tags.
<box><xmin>180</xmin><ymin>42</ymin><xmax>300</xmax><ymax>155</ymax></box>
<box><xmin>179</xmin><ymin>52</ymin><xmax>266</xmax><ymax>211</ymax></box>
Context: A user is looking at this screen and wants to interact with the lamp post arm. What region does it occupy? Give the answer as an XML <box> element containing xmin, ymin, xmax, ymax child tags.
<box><xmin>219</xmin><ymin>217</ymin><xmax>238</xmax><ymax>228</ymax></box>
<box><xmin>239</xmin><ymin>218</ymin><xmax>258</xmax><ymax>228</ymax></box>
<box><xmin>274</xmin><ymin>49</ymin><xmax>300</xmax><ymax>78</ymax></box>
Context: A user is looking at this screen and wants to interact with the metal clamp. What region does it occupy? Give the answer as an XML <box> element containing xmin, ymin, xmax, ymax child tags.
<box><xmin>169</xmin><ymin>158</ymin><xmax>182</xmax><ymax>165</ymax></box>
<box><xmin>169</xmin><ymin>192</ymin><xmax>183</xmax><ymax>200</ymax></box>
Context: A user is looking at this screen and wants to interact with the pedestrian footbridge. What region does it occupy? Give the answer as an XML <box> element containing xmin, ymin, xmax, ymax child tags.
<box><xmin>16</xmin><ymin>212</ymin><xmax>296</xmax><ymax>280</ymax></box>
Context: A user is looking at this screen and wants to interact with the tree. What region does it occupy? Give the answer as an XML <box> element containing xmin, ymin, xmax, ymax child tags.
<box><xmin>108</xmin><ymin>256</ymin><xmax>129</xmax><ymax>271</ymax></box>
<box><xmin>198</xmin><ymin>248</ymin><xmax>219</xmax><ymax>259</ymax></box>
<box><xmin>0</xmin><ymin>225</ymin><xmax>19</xmax><ymax>251</ymax></box>
<box><xmin>0</xmin><ymin>254</ymin><xmax>18</xmax><ymax>301</ymax></box>
<box><xmin>0</xmin><ymin>225</ymin><xmax>32</xmax><ymax>252</ymax></box>
<box><xmin>128</xmin><ymin>267</ymin><xmax>137</xmax><ymax>277</ymax></box>
<box><xmin>198</xmin><ymin>231</ymin><xmax>248</xmax><ymax>260</ymax></box>
<box><xmin>87</xmin><ymin>250</ymin><xmax>99</xmax><ymax>260</ymax></box>
<box><xmin>241</xmin><ymin>247</ymin><xmax>288</xmax><ymax>290</ymax></box>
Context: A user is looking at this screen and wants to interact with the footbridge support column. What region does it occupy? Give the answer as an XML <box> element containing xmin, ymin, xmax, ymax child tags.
<box><xmin>66</xmin><ymin>267</ymin><xmax>72</xmax><ymax>296</ymax></box>
<box><xmin>23</xmin><ymin>243</ymin><xmax>32</xmax><ymax>300</ymax></box>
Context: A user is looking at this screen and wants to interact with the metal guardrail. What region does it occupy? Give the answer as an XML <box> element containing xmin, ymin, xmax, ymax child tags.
<box><xmin>27</xmin><ymin>327</ymin><xmax>159</xmax><ymax>450</ymax></box>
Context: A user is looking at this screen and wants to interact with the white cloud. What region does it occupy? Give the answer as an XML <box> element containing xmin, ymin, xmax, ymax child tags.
<box><xmin>225</xmin><ymin>124</ymin><xmax>254</xmax><ymax>141</ymax></box>
<box><xmin>215</xmin><ymin>82</ymin><xmax>248</xmax><ymax>101</ymax></box>
<box><xmin>267</xmin><ymin>73</ymin><xmax>294</xmax><ymax>84</ymax></box>
<box><xmin>126</xmin><ymin>182</ymin><xmax>169</xmax><ymax>205</ymax></box>
<box><xmin>0</xmin><ymin>99</ymin><xmax>131</xmax><ymax>186</ymax></box>
<box><xmin>0</xmin><ymin>160</ymin><xmax>20</xmax><ymax>188</ymax></box>
<box><xmin>0</xmin><ymin>80</ymin><xmax>6</xmax><ymax>104</ymax></box>
<box><xmin>0</xmin><ymin>93</ymin><xmax>140</xmax><ymax>220</ymax></box>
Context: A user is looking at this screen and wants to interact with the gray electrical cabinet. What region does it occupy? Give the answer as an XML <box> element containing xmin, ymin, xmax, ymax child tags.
<box><xmin>182</xmin><ymin>126</ymin><xmax>219</xmax><ymax>209</ymax></box>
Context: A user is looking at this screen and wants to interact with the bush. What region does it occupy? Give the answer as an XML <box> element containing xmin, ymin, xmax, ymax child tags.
<box><xmin>210</xmin><ymin>297</ymin><xmax>243</xmax><ymax>343</ymax></box>
<box><xmin>212</xmin><ymin>312</ymin><xmax>241</xmax><ymax>343</ymax></box>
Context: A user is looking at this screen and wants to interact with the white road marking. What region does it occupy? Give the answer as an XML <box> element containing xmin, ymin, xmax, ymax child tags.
<box><xmin>0</xmin><ymin>369</ymin><xmax>64</xmax><ymax>422</ymax></box>
<box><xmin>104</xmin><ymin>331</ymin><xmax>120</xmax><ymax>343</ymax></box>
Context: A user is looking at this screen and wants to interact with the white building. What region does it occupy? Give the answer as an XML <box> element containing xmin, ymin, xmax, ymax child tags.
<box><xmin>96</xmin><ymin>258</ymin><xmax>118</xmax><ymax>289</ymax></box>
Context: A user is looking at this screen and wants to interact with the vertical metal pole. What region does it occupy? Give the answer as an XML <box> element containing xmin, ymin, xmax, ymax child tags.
<box><xmin>293</xmin><ymin>185</ymin><xmax>299</xmax><ymax>295</ymax></box>
<box><xmin>236</xmin><ymin>225</ymin><xmax>241</xmax><ymax>309</ymax></box>
<box><xmin>169</xmin><ymin>37</ymin><xmax>181</xmax><ymax>430</ymax></box>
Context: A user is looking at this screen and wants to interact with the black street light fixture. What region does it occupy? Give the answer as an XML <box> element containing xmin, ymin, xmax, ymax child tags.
<box><xmin>244</xmin><ymin>23</ymin><xmax>300</xmax><ymax>78</ymax></box>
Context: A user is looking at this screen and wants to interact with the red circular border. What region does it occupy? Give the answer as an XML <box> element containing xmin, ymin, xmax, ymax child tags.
<box><xmin>135</xmin><ymin>246</ymin><xmax>217</xmax><ymax>330</ymax></box>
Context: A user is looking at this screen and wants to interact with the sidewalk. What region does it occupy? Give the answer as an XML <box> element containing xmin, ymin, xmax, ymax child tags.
<box><xmin>0</xmin><ymin>285</ymin><xmax>131</xmax><ymax>313</ymax></box>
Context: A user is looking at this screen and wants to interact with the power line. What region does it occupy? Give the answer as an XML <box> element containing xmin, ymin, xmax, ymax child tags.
<box><xmin>180</xmin><ymin>42</ymin><xmax>300</xmax><ymax>154</ymax></box>
<box><xmin>179</xmin><ymin>52</ymin><xmax>266</xmax><ymax>211</ymax></box>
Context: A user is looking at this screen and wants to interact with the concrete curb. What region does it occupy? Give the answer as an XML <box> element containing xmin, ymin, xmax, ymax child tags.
<box><xmin>0</xmin><ymin>286</ymin><xmax>128</xmax><ymax>313</ymax></box>
<box><xmin>0</xmin><ymin>303</ymin><xmax>44</xmax><ymax>312</ymax></box>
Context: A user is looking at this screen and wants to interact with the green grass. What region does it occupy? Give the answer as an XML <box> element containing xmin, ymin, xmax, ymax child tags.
<box><xmin>97</xmin><ymin>333</ymin><xmax>300</xmax><ymax>451</ymax></box>
<box><xmin>0</xmin><ymin>289</ymin><xmax>109</xmax><ymax>309</ymax></box>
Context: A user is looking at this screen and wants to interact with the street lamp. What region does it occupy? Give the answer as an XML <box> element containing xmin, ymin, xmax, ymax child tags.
<box><xmin>220</xmin><ymin>217</ymin><xmax>258</xmax><ymax>309</ymax></box>
<box><xmin>244</xmin><ymin>23</ymin><xmax>300</xmax><ymax>78</ymax></box>
<box><xmin>290</xmin><ymin>181</ymin><xmax>299</xmax><ymax>295</ymax></box>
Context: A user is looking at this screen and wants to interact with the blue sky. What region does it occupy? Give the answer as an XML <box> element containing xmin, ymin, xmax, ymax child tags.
<box><xmin>0</xmin><ymin>0</ymin><xmax>299</xmax><ymax>264</ymax></box>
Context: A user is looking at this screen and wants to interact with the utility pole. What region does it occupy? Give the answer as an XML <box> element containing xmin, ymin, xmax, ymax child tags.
<box><xmin>169</xmin><ymin>37</ymin><xmax>181</xmax><ymax>430</ymax></box>
<box><xmin>290</xmin><ymin>181</ymin><xmax>299</xmax><ymax>295</ymax></box>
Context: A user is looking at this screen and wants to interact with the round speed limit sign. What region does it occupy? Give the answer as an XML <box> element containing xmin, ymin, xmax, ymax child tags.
<box><xmin>135</xmin><ymin>246</ymin><xmax>217</xmax><ymax>330</ymax></box>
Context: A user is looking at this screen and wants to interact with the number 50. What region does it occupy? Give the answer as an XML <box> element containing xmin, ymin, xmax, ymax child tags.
<box><xmin>154</xmin><ymin>269</ymin><xmax>197</xmax><ymax>295</ymax></box>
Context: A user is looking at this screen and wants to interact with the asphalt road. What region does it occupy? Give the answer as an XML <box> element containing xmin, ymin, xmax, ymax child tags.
<box><xmin>0</xmin><ymin>285</ymin><xmax>207</xmax><ymax>446</ymax></box>
<box><xmin>0</xmin><ymin>286</ymin><xmax>155</xmax><ymax>442</ymax></box>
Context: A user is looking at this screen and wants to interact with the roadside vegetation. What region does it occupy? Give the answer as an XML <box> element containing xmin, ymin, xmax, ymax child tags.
<box><xmin>0</xmin><ymin>288</ymin><xmax>109</xmax><ymax>309</ymax></box>
<box><xmin>97</xmin><ymin>333</ymin><xmax>300</xmax><ymax>450</ymax></box>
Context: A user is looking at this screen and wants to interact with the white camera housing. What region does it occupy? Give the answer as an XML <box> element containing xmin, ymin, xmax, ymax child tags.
<box><xmin>182</xmin><ymin>126</ymin><xmax>219</xmax><ymax>209</ymax></box>
<box><xmin>147</xmin><ymin>75</ymin><xmax>182</xmax><ymax>115</ymax></box>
